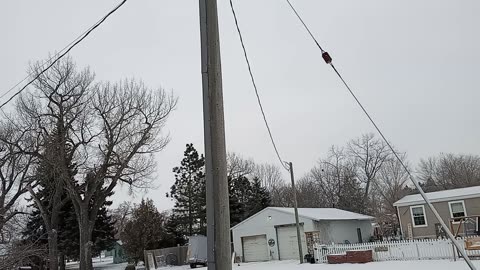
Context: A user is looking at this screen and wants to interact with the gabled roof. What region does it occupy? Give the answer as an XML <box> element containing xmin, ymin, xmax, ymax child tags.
<box><xmin>393</xmin><ymin>185</ymin><xmax>480</xmax><ymax>207</ymax></box>
<box><xmin>231</xmin><ymin>207</ymin><xmax>374</xmax><ymax>230</ymax></box>
<box><xmin>271</xmin><ymin>207</ymin><xmax>374</xmax><ymax>221</ymax></box>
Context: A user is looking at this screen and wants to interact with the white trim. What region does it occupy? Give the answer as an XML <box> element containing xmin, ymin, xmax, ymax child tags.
<box><xmin>410</xmin><ymin>205</ymin><xmax>428</xmax><ymax>228</ymax></box>
<box><xmin>231</xmin><ymin>207</ymin><xmax>374</xmax><ymax>230</ymax></box>
<box><xmin>396</xmin><ymin>206</ymin><xmax>404</xmax><ymax>238</ymax></box>
<box><xmin>448</xmin><ymin>200</ymin><xmax>467</xmax><ymax>224</ymax></box>
<box><xmin>393</xmin><ymin>186</ymin><xmax>480</xmax><ymax>207</ymax></box>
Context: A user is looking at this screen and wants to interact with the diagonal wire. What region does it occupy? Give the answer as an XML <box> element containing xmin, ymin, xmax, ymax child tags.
<box><xmin>284</xmin><ymin>1</ymin><xmax>477</xmax><ymax>269</ymax></box>
<box><xmin>0</xmin><ymin>0</ymin><xmax>128</xmax><ymax>110</ymax></box>
<box><xmin>229</xmin><ymin>0</ymin><xmax>289</xmax><ymax>171</ymax></box>
<box><xmin>0</xmin><ymin>21</ymin><xmax>98</xmax><ymax>102</ymax></box>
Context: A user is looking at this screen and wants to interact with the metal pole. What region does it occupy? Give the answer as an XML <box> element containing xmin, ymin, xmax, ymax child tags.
<box><xmin>288</xmin><ymin>162</ymin><xmax>304</xmax><ymax>264</ymax></box>
<box><xmin>199</xmin><ymin>1</ymin><xmax>231</xmax><ymax>270</ymax></box>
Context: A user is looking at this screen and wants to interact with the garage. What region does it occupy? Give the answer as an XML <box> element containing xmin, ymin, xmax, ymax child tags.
<box><xmin>242</xmin><ymin>235</ymin><xmax>268</xmax><ymax>262</ymax></box>
<box><xmin>231</xmin><ymin>207</ymin><xmax>374</xmax><ymax>262</ymax></box>
<box><xmin>276</xmin><ymin>225</ymin><xmax>306</xmax><ymax>260</ymax></box>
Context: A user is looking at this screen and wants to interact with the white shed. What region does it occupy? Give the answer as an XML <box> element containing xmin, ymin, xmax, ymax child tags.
<box><xmin>231</xmin><ymin>207</ymin><xmax>374</xmax><ymax>262</ymax></box>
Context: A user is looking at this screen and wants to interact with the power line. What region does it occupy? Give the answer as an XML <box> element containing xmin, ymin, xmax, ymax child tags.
<box><xmin>0</xmin><ymin>0</ymin><xmax>128</xmax><ymax>110</ymax></box>
<box><xmin>0</xmin><ymin>10</ymin><xmax>108</xmax><ymax>103</ymax></box>
<box><xmin>229</xmin><ymin>0</ymin><xmax>289</xmax><ymax>171</ymax></box>
<box><xmin>284</xmin><ymin>1</ymin><xmax>476</xmax><ymax>269</ymax></box>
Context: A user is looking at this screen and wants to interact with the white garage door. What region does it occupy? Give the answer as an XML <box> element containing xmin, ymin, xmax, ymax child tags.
<box><xmin>242</xmin><ymin>235</ymin><xmax>268</xmax><ymax>262</ymax></box>
<box><xmin>277</xmin><ymin>225</ymin><xmax>306</xmax><ymax>260</ymax></box>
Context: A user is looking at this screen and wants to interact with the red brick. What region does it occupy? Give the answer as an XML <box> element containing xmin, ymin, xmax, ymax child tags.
<box><xmin>327</xmin><ymin>254</ymin><xmax>347</xmax><ymax>264</ymax></box>
<box><xmin>345</xmin><ymin>250</ymin><xmax>373</xmax><ymax>263</ymax></box>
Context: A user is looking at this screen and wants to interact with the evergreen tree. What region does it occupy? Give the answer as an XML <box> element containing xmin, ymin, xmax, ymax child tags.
<box><xmin>167</xmin><ymin>144</ymin><xmax>206</xmax><ymax>236</ymax></box>
<box><xmin>337</xmin><ymin>174</ymin><xmax>365</xmax><ymax>213</ymax></box>
<box><xmin>228</xmin><ymin>176</ymin><xmax>253</xmax><ymax>227</ymax></box>
<box><xmin>23</xmin><ymin>169</ymin><xmax>115</xmax><ymax>265</ymax></box>
<box><xmin>23</xmin><ymin>197</ymin><xmax>116</xmax><ymax>261</ymax></box>
<box><xmin>164</xmin><ymin>213</ymin><xmax>187</xmax><ymax>246</ymax></box>
<box><xmin>246</xmin><ymin>177</ymin><xmax>271</xmax><ymax>218</ymax></box>
<box><xmin>121</xmin><ymin>199</ymin><xmax>170</xmax><ymax>263</ymax></box>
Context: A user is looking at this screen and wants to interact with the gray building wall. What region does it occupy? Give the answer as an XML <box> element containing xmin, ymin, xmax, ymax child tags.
<box><xmin>397</xmin><ymin>197</ymin><xmax>480</xmax><ymax>239</ymax></box>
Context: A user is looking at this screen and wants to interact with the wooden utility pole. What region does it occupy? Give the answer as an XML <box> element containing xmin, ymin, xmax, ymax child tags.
<box><xmin>199</xmin><ymin>1</ymin><xmax>231</xmax><ymax>270</ymax></box>
<box><xmin>288</xmin><ymin>162</ymin><xmax>303</xmax><ymax>264</ymax></box>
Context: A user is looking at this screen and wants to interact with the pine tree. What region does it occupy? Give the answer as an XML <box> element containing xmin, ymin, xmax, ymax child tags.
<box><xmin>165</xmin><ymin>213</ymin><xmax>187</xmax><ymax>246</ymax></box>
<box><xmin>228</xmin><ymin>176</ymin><xmax>253</xmax><ymax>227</ymax></box>
<box><xmin>23</xmin><ymin>173</ymin><xmax>116</xmax><ymax>265</ymax></box>
<box><xmin>167</xmin><ymin>144</ymin><xmax>206</xmax><ymax>236</ymax></box>
<box><xmin>337</xmin><ymin>175</ymin><xmax>365</xmax><ymax>213</ymax></box>
<box><xmin>246</xmin><ymin>177</ymin><xmax>271</xmax><ymax>217</ymax></box>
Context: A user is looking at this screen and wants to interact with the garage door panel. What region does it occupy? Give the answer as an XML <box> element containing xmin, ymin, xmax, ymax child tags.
<box><xmin>277</xmin><ymin>226</ymin><xmax>306</xmax><ymax>260</ymax></box>
<box><xmin>242</xmin><ymin>235</ymin><xmax>268</xmax><ymax>262</ymax></box>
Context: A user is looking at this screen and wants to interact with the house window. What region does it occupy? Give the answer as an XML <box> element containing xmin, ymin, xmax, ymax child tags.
<box><xmin>410</xmin><ymin>205</ymin><xmax>427</xmax><ymax>227</ymax></box>
<box><xmin>449</xmin><ymin>201</ymin><xmax>467</xmax><ymax>222</ymax></box>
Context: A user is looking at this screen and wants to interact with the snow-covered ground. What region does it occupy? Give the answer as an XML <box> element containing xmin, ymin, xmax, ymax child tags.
<box><xmin>66</xmin><ymin>256</ymin><xmax>128</xmax><ymax>270</ymax></box>
<box><xmin>69</xmin><ymin>258</ymin><xmax>480</xmax><ymax>270</ymax></box>
<box><xmin>157</xmin><ymin>260</ymin><xmax>480</xmax><ymax>270</ymax></box>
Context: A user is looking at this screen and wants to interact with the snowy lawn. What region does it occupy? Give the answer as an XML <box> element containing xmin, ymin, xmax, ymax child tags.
<box><xmin>66</xmin><ymin>256</ymin><xmax>128</xmax><ymax>270</ymax></box>
<box><xmin>154</xmin><ymin>260</ymin><xmax>480</xmax><ymax>270</ymax></box>
<box><xmin>78</xmin><ymin>258</ymin><xmax>480</xmax><ymax>270</ymax></box>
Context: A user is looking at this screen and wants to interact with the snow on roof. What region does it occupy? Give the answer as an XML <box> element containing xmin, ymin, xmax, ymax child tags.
<box><xmin>393</xmin><ymin>185</ymin><xmax>480</xmax><ymax>207</ymax></box>
<box><xmin>231</xmin><ymin>207</ymin><xmax>373</xmax><ymax>230</ymax></box>
<box><xmin>270</xmin><ymin>207</ymin><xmax>374</xmax><ymax>221</ymax></box>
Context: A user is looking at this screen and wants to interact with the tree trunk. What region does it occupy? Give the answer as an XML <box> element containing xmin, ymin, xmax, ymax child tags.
<box><xmin>47</xmin><ymin>230</ymin><xmax>59</xmax><ymax>270</ymax></box>
<box><xmin>78</xmin><ymin>211</ymin><xmax>95</xmax><ymax>270</ymax></box>
<box><xmin>59</xmin><ymin>252</ymin><xmax>66</xmax><ymax>270</ymax></box>
<box><xmin>364</xmin><ymin>178</ymin><xmax>371</xmax><ymax>202</ymax></box>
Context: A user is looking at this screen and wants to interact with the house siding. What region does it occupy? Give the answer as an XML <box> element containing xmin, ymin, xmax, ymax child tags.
<box><xmin>398</xmin><ymin>197</ymin><xmax>480</xmax><ymax>239</ymax></box>
<box><xmin>315</xmin><ymin>220</ymin><xmax>372</xmax><ymax>244</ymax></box>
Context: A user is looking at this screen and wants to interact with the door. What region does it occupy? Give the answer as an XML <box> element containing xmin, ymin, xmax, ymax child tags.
<box><xmin>242</xmin><ymin>235</ymin><xmax>268</xmax><ymax>262</ymax></box>
<box><xmin>277</xmin><ymin>225</ymin><xmax>306</xmax><ymax>260</ymax></box>
<box><xmin>357</xmin><ymin>228</ymin><xmax>363</xmax><ymax>243</ymax></box>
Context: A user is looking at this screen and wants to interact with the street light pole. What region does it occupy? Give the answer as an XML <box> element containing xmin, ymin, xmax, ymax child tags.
<box><xmin>288</xmin><ymin>162</ymin><xmax>304</xmax><ymax>264</ymax></box>
<box><xmin>199</xmin><ymin>0</ymin><xmax>231</xmax><ymax>270</ymax></box>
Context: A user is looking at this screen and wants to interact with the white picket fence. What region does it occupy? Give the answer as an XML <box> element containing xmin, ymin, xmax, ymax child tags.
<box><xmin>313</xmin><ymin>237</ymin><xmax>480</xmax><ymax>264</ymax></box>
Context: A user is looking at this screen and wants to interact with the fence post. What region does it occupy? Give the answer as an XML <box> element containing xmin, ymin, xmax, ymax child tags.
<box><xmin>452</xmin><ymin>241</ymin><xmax>457</xmax><ymax>261</ymax></box>
<box><xmin>416</xmin><ymin>241</ymin><xmax>420</xmax><ymax>260</ymax></box>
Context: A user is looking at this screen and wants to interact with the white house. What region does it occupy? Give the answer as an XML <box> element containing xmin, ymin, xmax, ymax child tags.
<box><xmin>231</xmin><ymin>207</ymin><xmax>374</xmax><ymax>262</ymax></box>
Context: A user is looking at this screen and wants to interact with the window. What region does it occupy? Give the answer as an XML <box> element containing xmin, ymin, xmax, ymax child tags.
<box><xmin>410</xmin><ymin>205</ymin><xmax>427</xmax><ymax>227</ymax></box>
<box><xmin>449</xmin><ymin>201</ymin><xmax>467</xmax><ymax>222</ymax></box>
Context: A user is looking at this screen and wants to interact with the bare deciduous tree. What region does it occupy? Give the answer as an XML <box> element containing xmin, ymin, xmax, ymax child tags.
<box><xmin>371</xmin><ymin>153</ymin><xmax>412</xmax><ymax>236</ymax></box>
<box><xmin>419</xmin><ymin>153</ymin><xmax>480</xmax><ymax>191</ymax></box>
<box><xmin>302</xmin><ymin>146</ymin><xmax>364</xmax><ymax>212</ymax></box>
<box><xmin>12</xmin><ymin>57</ymin><xmax>177</xmax><ymax>270</ymax></box>
<box><xmin>253</xmin><ymin>163</ymin><xmax>285</xmax><ymax>192</ymax></box>
<box><xmin>227</xmin><ymin>152</ymin><xmax>255</xmax><ymax>179</ymax></box>
<box><xmin>111</xmin><ymin>201</ymin><xmax>133</xmax><ymax>239</ymax></box>
<box><xmin>0</xmin><ymin>122</ymin><xmax>33</xmax><ymax>242</ymax></box>
<box><xmin>347</xmin><ymin>133</ymin><xmax>392</xmax><ymax>201</ymax></box>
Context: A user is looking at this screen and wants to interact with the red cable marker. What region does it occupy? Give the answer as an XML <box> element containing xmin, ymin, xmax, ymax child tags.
<box><xmin>322</xmin><ymin>51</ymin><xmax>332</xmax><ymax>64</ymax></box>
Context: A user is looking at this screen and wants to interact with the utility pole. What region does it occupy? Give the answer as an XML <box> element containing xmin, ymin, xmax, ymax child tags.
<box><xmin>288</xmin><ymin>162</ymin><xmax>303</xmax><ymax>264</ymax></box>
<box><xmin>199</xmin><ymin>1</ymin><xmax>232</xmax><ymax>270</ymax></box>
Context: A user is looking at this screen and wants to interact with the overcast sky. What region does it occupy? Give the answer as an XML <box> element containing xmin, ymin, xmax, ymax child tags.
<box><xmin>2</xmin><ymin>0</ymin><xmax>479</xmax><ymax>210</ymax></box>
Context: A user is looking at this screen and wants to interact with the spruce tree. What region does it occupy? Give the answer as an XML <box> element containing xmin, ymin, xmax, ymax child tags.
<box><xmin>246</xmin><ymin>177</ymin><xmax>271</xmax><ymax>218</ymax></box>
<box><xmin>228</xmin><ymin>176</ymin><xmax>253</xmax><ymax>227</ymax></box>
<box><xmin>23</xmin><ymin>180</ymin><xmax>115</xmax><ymax>265</ymax></box>
<box><xmin>167</xmin><ymin>144</ymin><xmax>206</xmax><ymax>236</ymax></box>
